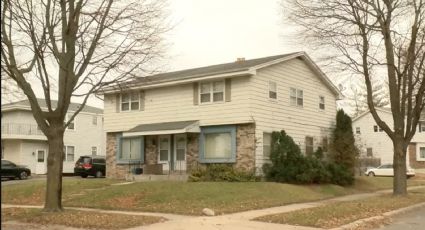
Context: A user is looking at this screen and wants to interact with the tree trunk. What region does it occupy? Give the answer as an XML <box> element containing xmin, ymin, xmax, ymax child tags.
<box><xmin>393</xmin><ymin>138</ymin><xmax>407</xmax><ymax>196</ymax></box>
<box><xmin>43</xmin><ymin>126</ymin><xmax>65</xmax><ymax>212</ymax></box>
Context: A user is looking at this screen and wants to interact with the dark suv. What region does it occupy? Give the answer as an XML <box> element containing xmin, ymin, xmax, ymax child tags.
<box><xmin>74</xmin><ymin>155</ymin><xmax>106</xmax><ymax>178</ymax></box>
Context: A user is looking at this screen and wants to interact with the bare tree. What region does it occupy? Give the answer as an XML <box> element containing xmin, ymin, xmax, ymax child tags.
<box><xmin>285</xmin><ymin>0</ymin><xmax>425</xmax><ymax>195</ymax></box>
<box><xmin>1</xmin><ymin>0</ymin><xmax>169</xmax><ymax>211</ymax></box>
<box><xmin>344</xmin><ymin>77</ymin><xmax>390</xmax><ymax>117</ymax></box>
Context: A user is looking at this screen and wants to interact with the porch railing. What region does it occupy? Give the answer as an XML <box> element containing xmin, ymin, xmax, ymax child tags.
<box><xmin>1</xmin><ymin>123</ymin><xmax>44</xmax><ymax>136</ymax></box>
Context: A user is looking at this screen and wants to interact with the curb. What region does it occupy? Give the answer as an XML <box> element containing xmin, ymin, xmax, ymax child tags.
<box><xmin>331</xmin><ymin>202</ymin><xmax>425</xmax><ymax>230</ymax></box>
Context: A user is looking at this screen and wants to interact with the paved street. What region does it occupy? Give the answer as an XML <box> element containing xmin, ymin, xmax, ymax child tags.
<box><xmin>375</xmin><ymin>206</ymin><xmax>425</xmax><ymax>230</ymax></box>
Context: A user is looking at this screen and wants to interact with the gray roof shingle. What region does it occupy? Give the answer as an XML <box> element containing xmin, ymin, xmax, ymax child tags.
<box><xmin>127</xmin><ymin>120</ymin><xmax>198</xmax><ymax>132</ymax></box>
<box><xmin>112</xmin><ymin>52</ymin><xmax>300</xmax><ymax>89</ymax></box>
<box><xmin>2</xmin><ymin>98</ymin><xmax>103</xmax><ymax>114</ymax></box>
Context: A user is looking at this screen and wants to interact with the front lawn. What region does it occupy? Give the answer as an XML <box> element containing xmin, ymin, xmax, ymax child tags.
<box><xmin>2</xmin><ymin>176</ymin><xmax>424</xmax><ymax>215</ymax></box>
<box><xmin>254</xmin><ymin>188</ymin><xmax>425</xmax><ymax>229</ymax></box>
<box><xmin>1</xmin><ymin>207</ymin><xmax>165</xmax><ymax>229</ymax></box>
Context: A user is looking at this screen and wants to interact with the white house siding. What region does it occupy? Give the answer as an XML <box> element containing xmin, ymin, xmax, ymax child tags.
<box><xmin>63</xmin><ymin>112</ymin><xmax>105</xmax><ymax>172</ymax></box>
<box><xmin>248</xmin><ymin>58</ymin><xmax>338</xmax><ymax>170</ymax></box>
<box><xmin>1</xmin><ymin>109</ymin><xmax>104</xmax><ymax>174</ymax></box>
<box><xmin>20</xmin><ymin>140</ymin><xmax>49</xmax><ymax>173</ymax></box>
<box><xmin>103</xmin><ymin>76</ymin><xmax>253</xmax><ymax>132</ymax></box>
<box><xmin>351</xmin><ymin>111</ymin><xmax>425</xmax><ymax>166</ymax></box>
<box><xmin>2</xmin><ymin>140</ymin><xmax>22</xmax><ymax>163</ymax></box>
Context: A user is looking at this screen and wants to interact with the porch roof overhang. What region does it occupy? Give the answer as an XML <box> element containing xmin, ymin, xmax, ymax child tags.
<box><xmin>122</xmin><ymin>120</ymin><xmax>200</xmax><ymax>137</ymax></box>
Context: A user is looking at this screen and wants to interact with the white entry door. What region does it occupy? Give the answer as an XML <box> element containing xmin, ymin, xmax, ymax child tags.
<box><xmin>35</xmin><ymin>149</ymin><xmax>47</xmax><ymax>174</ymax></box>
<box><xmin>174</xmin><ymin>134</ymin><xmax>186</xmax><ymax>171</ymax></box>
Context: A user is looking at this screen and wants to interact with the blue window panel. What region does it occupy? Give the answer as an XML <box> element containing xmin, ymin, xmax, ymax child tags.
<box><xmin>199</xmin><ymin>125</ymin><xmax>236</xmax><ymax>163</ymax></box>
<box><xmin>115</xmin><ymin>133</ymin><xmax>145</xmax><ymax>164</ymax></box>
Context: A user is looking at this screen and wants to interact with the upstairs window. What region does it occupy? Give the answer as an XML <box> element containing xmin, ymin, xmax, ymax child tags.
<box><xmin>419</xmin><ymin>122</ymin><xmax>425</xmax><ymax>132</ymax></box>
<box><xmin>269</xmin><ymin>82</ymin><xmax>277</xmax><ymax>99</ymax></box>
<box><xmin>290</xmin><ymin>88</ymin><xmax>303</xmax><ymax>107</ymax></box>
<box><xmin>200</xmin><ymin>81</ymin><xmax>224</xmax><ymax>103</ymax></box>
<box><xmin>319</xmin><ymin>96</ymin><xmax>325</xmax><ymax>110</ymax></box>
<box><xmin>356</xmin><ymin>127</ymin><xmax>361</xmax><ymax>134</ymax></box>
<box><xmin>419</xmin><ymin>147</ymin><xmax>425</xmax><ymax>159</ymax></box>
<box><xmin>373</xmin><ymin>125</ymin><xmax>378</xmax><ymax>132</ymax></box>
<box><xmin>66</xmin><ymin>114</ymin><xmax>75</xmax><ymax>130</ymax></box>
<box><xmin>121</xmin><ymin>92</ymin><xmax>139</xmax><ymax>111</ymax></box>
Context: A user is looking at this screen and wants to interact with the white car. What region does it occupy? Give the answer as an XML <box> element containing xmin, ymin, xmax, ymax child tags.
<box><xmin>365</xmin><ymin>164</ymin><xmax>415</xmax><ymax>178</ymax></box>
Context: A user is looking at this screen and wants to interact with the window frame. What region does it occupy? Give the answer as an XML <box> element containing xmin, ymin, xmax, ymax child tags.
<box><xmin>418</xmin><ymin>146</ymin><xmax>425</xmax><ymax>161</ymax></box>
<box><xmin>199</xmin><ymin>125</ymin><xmax>236</xmax><ymax>163</ymax></box>
<box><xmin>91</xmin><ymin>146</ymin><xmax>98</xmax><ymax>156</ymax></box>
<box><xmin>198</xmin><ymin>80</ymin><xmax>225</xmax><ymax>104</ymax></box>
<box><xmin>116</xmin><ymin>134</ymin><xmax>145</xmax><ymax>164</ymax></box>
<box><xmin>63</xmin><ymin>145</ymin><xmax>75</xmax><ymax>162</ymax></box>
<box><xmin>158</xmin><ymin>135</ymin><xmax>171</xmax><ymax>163</ymax></box>
<box><xmin>373</xmin><ymin>125</ymin><xmax>378</xmax><ymax>132</ymax></box>
<box><xmin>290</xmin><ymin>87</ymin><xmax>303</xmax><ymax>107</ymax></box>
<box><xmin>120</xmin><ymin>92</ymin><xmax>140</xmax><ymax>112</ymax></box>
<box><xmin>263</xmin><ymin>132</ymin><xmax>272</xmax><ymax>159</ymax></box>
<box><xmin>65</xmin><ymin>114</ymin><xmax>75</xmax><ymax>130</ymax></box>
<box><xmin>356</xmin><ymin>127</ymin><xmax>361</xmax><ymax>134</ymax></box>
<box><xmin>305</xmin><ymin>136</ymin><xmax>314</xmax><ymax>155</ymax></box>
<box><xmin>268</xmin><ymin>81</ymin><xmax>277</xmax><ymax>100</ymax></box>
<box><xmin>319</xmin><ymin>96</ymin><xmax>325</xmax><ymax>110</ymax></box>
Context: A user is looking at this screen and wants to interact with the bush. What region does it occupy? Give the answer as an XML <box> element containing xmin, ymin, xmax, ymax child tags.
<box><xmin>189</xmin><ymin>164</ymin><xmax>259</xmax><ymax>182</ymax></box>
<box><xmin>263</xmin><ymin>130</ymin><xmax>354</xmax><ymax>186</ymax></box>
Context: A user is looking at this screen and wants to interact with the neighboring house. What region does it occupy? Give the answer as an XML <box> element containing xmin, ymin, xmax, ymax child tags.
<box><xmin>1</xmin><ymin>99</ymin><xmax>105</xmax><ymax>174</ymax></box>
<box><xmin>352</xmin><ymin>108</ymin><xmax>425</xmax><ymax>168</ymax></box>
<box><xmin>101</xmin><ymin>52</ymin><xmax>341</xmax><ymax>179</ymax></box>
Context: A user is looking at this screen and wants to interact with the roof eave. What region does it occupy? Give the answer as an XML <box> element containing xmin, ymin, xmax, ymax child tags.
<box><xmin>99</xmin><ymin>69</ymin><xmax>256</xmax><ymax>95</ymax></box>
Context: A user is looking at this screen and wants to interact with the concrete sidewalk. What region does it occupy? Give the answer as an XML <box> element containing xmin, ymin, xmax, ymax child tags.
<box><xmin>2</xmin><ymin>186</ymin><xmax>425</xmax><ymax>230</ymax></box>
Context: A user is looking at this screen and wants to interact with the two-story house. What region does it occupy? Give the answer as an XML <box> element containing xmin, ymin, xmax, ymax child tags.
<box><xmin>1</xmin><ymin>99</ymin><xmax>105</xmax><ymax>174</ymax></box>
<box><xmin>352</xmin><ymin>108</ymin><xmax>425</xmax><ymax>169</ymax></box>
<box><xmin>101</xmin><ymin>52</ymin><xmax>341</xmax><ymax>179</ymax></box>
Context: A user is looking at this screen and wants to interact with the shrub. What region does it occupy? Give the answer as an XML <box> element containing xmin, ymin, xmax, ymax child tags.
<box><xmin>189</xmin><ymin>164</ymin><xmax>259</xmax><ymax>182</ymax></box>
<box><xmin>263</xmin><ymin>130</ymin><xmax>353</xmax><ymax>186</ymax></box>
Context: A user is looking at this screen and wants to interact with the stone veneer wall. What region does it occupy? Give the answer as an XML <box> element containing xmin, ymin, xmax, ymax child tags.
<box><xmin>106</xmin><ymin>132</ymin><xmax>127</xmax><ymax>179</ymax></box>
<box><xmin>408</xmin><ymin>143</ymin><xmax>425</xmax><ymax>169</ymax></box>
<box><xmin>186</xmin><ymin>123</ymin><xmax>256</xmax><ymax>173</ymax></box>
<box><xmin>145</xmin><ymin>135</ymin><xmax>158</xmax><ymax>165</ymax></box>
<box><xmin>235</xmin><ymin>123</ymin><xmax>256</xmax><ymax>172</ymax></box>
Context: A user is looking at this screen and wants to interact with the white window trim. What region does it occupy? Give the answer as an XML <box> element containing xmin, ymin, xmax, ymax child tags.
<box><xmin>268</xmin><ymin>81</ymin><xmax>277</xmax><ymax>100</ymax></box>
<box><xmin>174</xmin><ymin>134</ymin><xmax>187</xmax><ymax>162</ymax></box>
<box><xmin>92</xmin><ymin>115</ymin><xmax>98</xmax><ymax>125</ymax></box>
<box><xmin>319</xmin><ymin>95</ymin><xmax>325</xmax><ymax>110</ymax></box>
<box><xmin>198</xmin><ymin>80</ymin><xmax>226</xmax><ymax>104</ymax></box>
<box><xmin>91</xmin><ymin>146</ymin><xmax>98</xmax><ymax>156</ymax></box>
<box><xmin>263</xmin><ymin>132</ymin><xmax>272</xmax><ymax>159</ymax></box>
<box><xmin>120</xmin><ymin>92</ymin><xmax>140</xmax><ymax>112</ymax></box>
<box><xmin>158</xmin><ymin>135</ymin><xmax>171</xmax><ymax>163</ymax></box>
<box><xmin>290</xmin><ymin>87</ymin><xmax>304</xmax><ymax>107</ymax></box>
<box><xmin>66</xmin><ymin>114</ymin><xmax>76</xmax><ymax>131</ymax></box>
<box><xmin>417</xmin><ymin>144</ymin><xmax>425</xmax><ymax>161</ymax></box>
<box><xmin>36</xmin><ymin>149</ymin><xmax>47</xmax><ymax>163</ymax></box>
<box><xmin>64</xmin><ymin>145</ymin><xmax>76</xmax><ymax>162</ymax></box>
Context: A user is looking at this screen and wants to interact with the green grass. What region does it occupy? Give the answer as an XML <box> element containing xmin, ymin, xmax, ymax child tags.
<box><xmin>255</xmin><ymin>188</ymin><xmax>425</xmax><ymax>229</ymax></box>
<box><xmin>2</xmin><ymin>176</ymin><xmax>424</xmax><ymax>215</ymax></box>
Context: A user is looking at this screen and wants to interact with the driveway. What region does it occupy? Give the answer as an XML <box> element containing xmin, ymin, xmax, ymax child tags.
<box><xmin>374</xmin><ymin>205</ymin><xmax>425</xmax><ymax>230</ymax></box>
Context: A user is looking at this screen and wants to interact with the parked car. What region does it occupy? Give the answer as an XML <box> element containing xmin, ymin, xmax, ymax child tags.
<box><xmin>365</xmin><ymin>164</ymin><xmax>415</xmax><ymax>178</ymax></box>
<box><xmin>1</xmin><ymin>160</ymin><xmax>31</xmax><ymax>180</ymax></box>
<box><xmin>74</xmin><ymin>155</ymin><xmax>106</xmax><ymax>178</ymax></box>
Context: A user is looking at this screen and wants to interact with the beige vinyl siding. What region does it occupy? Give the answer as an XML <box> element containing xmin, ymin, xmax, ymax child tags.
<box><xmin>249</xmin><ymin>58</ymin><xmax>337</xmax><ymax>170</ymax></box>
<box><xmin>103</xmin><ymin>76</ymin><xmax>252</xmax><ymax>132</ymax></box>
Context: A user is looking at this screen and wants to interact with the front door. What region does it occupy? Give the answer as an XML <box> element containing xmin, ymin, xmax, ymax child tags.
<box><xmin>174</xmin><ymin>134</ymin><xmax>186</xmax><ymax>172</ymax></box>
<box><xmin>158</xmin><ymin>135</ymin><xmax>171</xmax><ymax>172</ymax></box>
<box><xmin>35</xmin><ymin>149</ymin><xmax>47</xmax><ymax>174</ymax></box>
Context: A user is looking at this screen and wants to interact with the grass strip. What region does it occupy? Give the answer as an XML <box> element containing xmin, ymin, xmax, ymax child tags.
<box><xmin>1</xmin><ymin>207</ymin><xmax>165</xmax><ymax>229</ymax></box>
<box><xmin>254</xmin><ymin>188</ymin><xmax>425</xmax><ymax>229</ymax></box>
